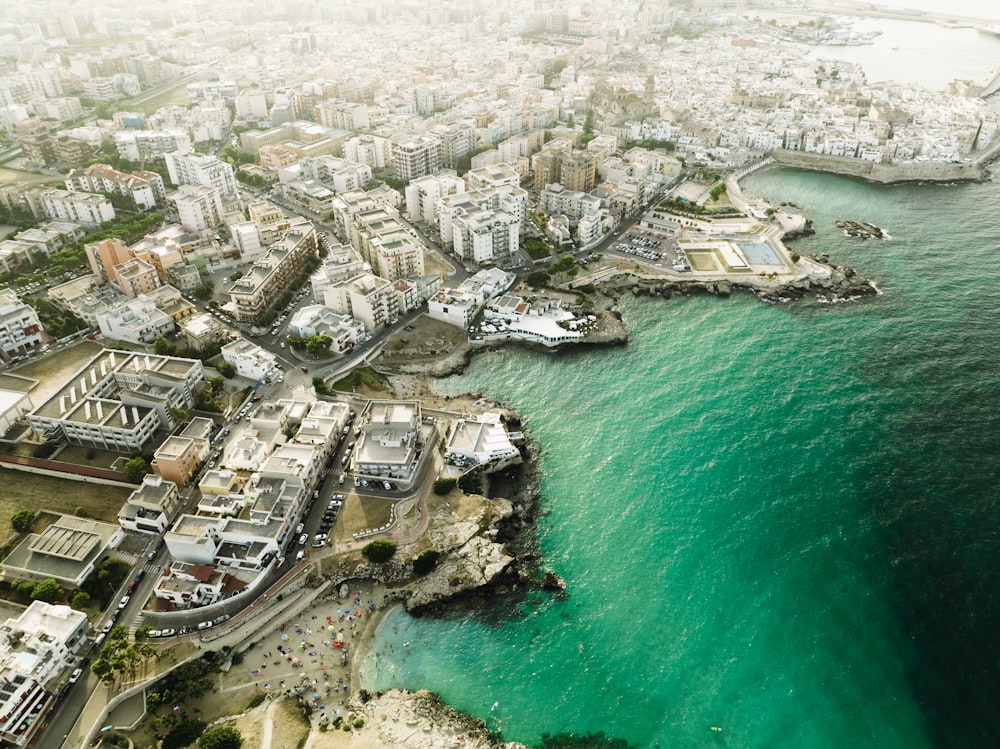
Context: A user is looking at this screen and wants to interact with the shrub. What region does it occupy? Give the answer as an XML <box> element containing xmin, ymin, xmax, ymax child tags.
<box><xmin>413</xmin><ymin>550</ymin><xmax>440</xmax><ymax>576</ymax></box>
<box><xmin>432</xmin><ymin>477</ymin><xmax>457</xmax><ymax>495</ymax></box>
<box><xmin>11</xmin><ymin>510</ymin><xmax>35</xmax><ymax>533</ymax></box>
<box><xmin>199</xmin><ymin>725</ymin><xmax>243</xmax><ymax>749</ymax></box>
<box><xmin>361</xmin><ymin>540</ymin><xmax>397</xmax><ymax>563</ymax></box>
<box><xmin>248</xmin><ymin>693</ymin><xmax>266</xmax><ymax>709</ymax></box>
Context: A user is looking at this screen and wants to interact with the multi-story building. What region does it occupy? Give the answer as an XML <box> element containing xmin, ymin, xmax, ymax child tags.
<box><xmin>322</xmin><ymin>272</ymin><xmax>399</xmax><ymax>332</ymax></box>
<box><xmin>118</xmin><ymin>472</ymin><xmax>184</xmax><ymax>531</ymax></box>
<box><xmin>247</xmin><ymin>201</ymin><xmax>293</xmax><ymax>245</ymax></box>
<box><xmin>226</xmin><ymin>223</ymin><xmax>318</xmax><ymax>322</ymax></box>
<box><xmin>165</xmin><ymin>152</ymin><xmax>237</xmax><ymax>199</ymax></box>
<box><xmin>288</xmin><ymin>305</ymin><xmax>365</xmax><ymax>354</ymax></box>
<box><xmin>2</xmin><ymin>515</ymin><xmax>124</xmax><ymax>589</ymax></box>
<box><xmin>404</xmin><ymin>171</ymin><xmax>465</xmax><ymax>226</ymax></box>
<box><xmin>85</xmin><ymin>237</ymin><xmax>133</xmax><ymax>283</ymax></box>
<box><xmin>0</xmin><ymin>601</ymin><xmax>89</xmax><ymax>747</ymax></box>
<box><xmin>451</xmin><ymin>206</ymin><xmax>520</xmax><ymax>266</ymax></box>
<box><xmin>172</xmin><ymin>184</ymin><xmax>225</xmax><ymax>231</ymax></box>
<box><xmin>178</xmin><ymin>312</ymin><xmax>230</xmax><ymax>352</ymax></box>
<box><xmin>238</xmin><ymin>120</ymin><xmax>350</xmax><ymax>159</ymax></box>
<box><xmin>96</xmin><ymin>295</ymin><xmax>173</xmax><ymax>344</ymax></box>
<box><xmin>392</xmin><ymin>135</ymin><xmax>442</xmax><ymax>181</ymax></box>
<box><xmin>539</xmin><ymin>183</ymin><xmax>602</xmax><ymax>219</ymax></box>
<box><xmin>113</xmin><ymin>257</ymin><xmax>160</xmax><ymax>298</ymax></box>
<box><xmin>428</xmin><ymin>120</ymin><xmax>477</xmax><ymax>169</ymax></box>
<box><xmin>0</xmin><ymin>288</ymin><xmax>44</xmax><ymax>361</ymax></box>
<box><xmin>344</xmin><ymin>134</ymin><xmax>392</xmax><ymax>171</ymax></box>
<box><xmin>229</xmin><ymin>221</ymin><xmax>264</xmax><ymax>260</ymax></box>
<box><xmin>353</xmin><ymin>400</ymin><xmax>423</xmax><ymax>483</ymax></box>
<box><xmin>428</xmin><ymin>286</ymin><xmax>484</xmax><ymax>328</ymax></box>
<box><xmin>287</xmin><ymin>156</ymin><xmax>372</xmax><ymax>193</ymax></box>
<box><xmin>349</xmin><ymin>206</ymin><xmax>425</xmax><ymax>282</ymax></box>
<box><xmin>65</xmin><ymin>163</ymin><xmax>165</xmax><ymax>210</ymax></box>
<box><xmin>314</xmin><ymin>99</ymin><xmax>370</xmax><ymax>131</ymax></box>
<box><xmin>221</xmin><ymin>338</ymin><xmax>279</xmax><ymax>381</ymax></box>
<box><xmin>445</xmin><ymin>412</ymin><xmax>520</xmax><ymax>468</ymax></box>
<box><xmin>26</xmin><ymin>348</ymin><xmax>206</xmax><ymax>452</ymax></box>
<box><xmin>40</xmin><ymin>189</ymin><xmax>114</xmax><ymax>226</ymax></box>
<box><xmin>466</xmin><ymin>163</ymin><xmax>522</xmax><ymax>190</ymax></box>
<box><xmin>113</xmin><ymin>129</ymin><xmax>192</xmax><ymax>162</ymax></box>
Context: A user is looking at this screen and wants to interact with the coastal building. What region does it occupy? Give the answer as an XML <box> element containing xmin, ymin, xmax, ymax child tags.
<box><xmin>445</xmin><ymin>412</ymin><xmax>520</xmax><ymax>468</ymax></box>
<box><xmin>353</xmin><ymin>400</ymin><xmax>423</xmax><ymax>483</ymax></box>
<box><xmin>25</xmin><ymin>348</ymin><xmax>206</xmax><ymax>453</ymax></box>
<box><xmin>322</xmin><ymin>272</ymin><xmax>399</xmax><ymax>333</ymax></box>
<box><xmin>481</xmin><ymin>293</ymin><xmax>586</xmax><ymax>347</ymax></box>
<box><xmin>428</xmin><ymin>286</ymin><xmax>483</xmax><ymax>329</ymax></box>
<box><xmin>288</xmin><ymin>305</ymin><xmax>365</xmax><ymax>354</ymax></box>
<box><xmin>1</xmin><ymin>515</ymin><xmax>124</xmax><ymax>589</ymax></box>
<box><xmin>118</xmin><ymin>473</ymin><xmax>184</xmax><ymax>533</ymax></box>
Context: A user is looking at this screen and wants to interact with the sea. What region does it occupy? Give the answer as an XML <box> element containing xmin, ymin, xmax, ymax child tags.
<box><xmin>361</xmin><ymin>12</ymin><xmax>1000</xmax><ymax>749</ymax></box>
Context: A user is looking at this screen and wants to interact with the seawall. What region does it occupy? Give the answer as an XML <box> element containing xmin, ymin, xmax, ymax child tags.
<box><xmin>771</xmin><ymin>149</ymin><xmax>984</xmax><ymax>183</ymax></box>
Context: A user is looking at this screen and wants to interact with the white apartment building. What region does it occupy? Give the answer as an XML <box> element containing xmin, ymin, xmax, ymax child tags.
<box><xmin>221</xmin><ymin>338</ymin><xmax>280</xmax><ymax>381</ymax></box>
<box><xmin>445</xmin><ymin>412</ymin><xmax>520</xmax><ymax>468</ymax></box>
<box><xmin>428</xmin><ymin>286</ymin><xmax>483</xmax><ymax>329</ymax></box>
<box><xmin>465</xmin><ymin>163</ymin><xmax>522</xmax><ymax>190</ymax></box>
<box><xmin>353</xmin><ymin>400</ymin><xmax>422</xmax><ymax>482</ymax></box>
<box><xmin>118</xmin><ymin>473</ymin><xmax>183</xmax><ymax>534</ymax></box>
<box><xmin>96</xmin><ymin>295</ymin><xmax>173</xmax><ymax>344</ymax></box>
<box><xmin>113</xmin><ymin>128</ymin><xmax>192</xmax><ymax>162</ymax></box>
<box><xmin>40</xmin><ymin>189</ymin><xmax>114</xmax><ymax>226</ymax></box>
<box><xmin>0</xmin><ymin>288</ymin><xmax>44</xmax><ymax>361</ymax></box>
<box><xmin>344</xmin><ymin>134</ymin><xmax>393</xmax><ymax>170</ymax></box>
<box><xmin>229</xmin><ymin>221</ymin><xmax>264</xmax><ymax>260</ymax></box>
<box><xmin>349</xmin><ymin>206</ymin><xmax>425</xmax><ymax>282</ymax></box>
<box><xmin>322</xmin><ymin>272</ymin><xmax>399</xmax><ymax>332</ymax></box>
<box><xmin>165</xmin><ymin>152</ymin><xmax>237</xmax><ymax>199</ymax></box>
<box><xmin>392</xmin><ymin>134</ymin><xmax>442</xmax><ymax>181</ymax></box>
<box><xmin>289</xmin><ymin>305</ymin><xmax>365</xmax><ymax>354</ymax></box>
<box><xmin>315</xmin><ymin>99</ymin><xmax>370</xmax><ymax>131</ymax></box>
<box><xmin>404</xmin><ymin>171</ymin><xmax>465</xmax><ymax>225</ymax></box>
<box><xmin>452</xmin><ymin>207</ymin><xmax>520</xmax><ymax>267</ymax></box>
<box><xmin>227</xmin><ymin>223</ymin><xmax>317</xmax><ymax>322</ymax></box>
<box><xmin>286</xmin><ymin>156</ymin><xmax>372</xmax><ymax>193</ymax></box>
<box><xmin>172</xmin><ymin>184</ymin><xmax>225</xmax><ymax>232</ymax></box>
<box><xmin>65</xmin><ymin>163</ymin><xmax>165</xmax><ymax>210</ymax></box>
<box><xmin>538</xmin><ymin>183</ymin><xmax>602</xmax><ymax>219</ymax></box>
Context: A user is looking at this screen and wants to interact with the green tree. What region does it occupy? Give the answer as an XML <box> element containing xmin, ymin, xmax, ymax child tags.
<box><xmin>11</xmin><ymin>509</ymin><xmax>35</xmax><ymax>533</ymax></box>
<box><xmin>432</xmin><ymin>477</ymin><xmax>457</xmax><ymax>495</ymax></box>
<box><xmin>312</xmin><ymin>376</ymin><xmax>330</xmax><ymax>395</ymax></box>
<box><xmin>153</xmin><ymin>335</ymin><xmax>175</xmax><ymax>356</ymax></box>
<box><xmin>565</xmin><ymin>113</ymin><xmax>575</xmax><ymax>129</ymax></box>
<box><xmin>123</xmin><ymin>456</ymin><xmax>150</xmax><ymax>483</ymax></box>
<box><xmin>31</xmin><ymin>578</ymin><xmax>62</xmax><ymax>603</ymax></box>
<box><xmin>167</xmin><ymin>406</ymin><xmax>189</xmax><ymax>424</ymax></box>
<box><xmin>304</xmin><ymin>334</ymin><xmax>332</xmax><ymax>355</ymax></box>
<box><xmin>199</xmin><ymin>725</ymin><xmax>243</xmax><ymax>749</ymax></box>
<box><xmin>209</xmin><ymin>375</ymin><xmax>225</xmax><ymax>393</ymax></box>
<box><xmin>412</xmin><ymin>550</ymin><xmax>441</xmax><ymax>576</ymax></box>
<box><xmin>361</xmin><ymin>540</ymin><xmax>397</xmax><ymax>563</ymax></box>
<box><xmin>583</xmin><ymin>109</ymin><xmax>595</xmax><ymax>135</ymax></box>
<box><xmin>162</xmin><ymin>719</ymin><xmax>204</xmax><ymax>749</ymax></box>
<box><xmin>71</xmin><ymin>590</ymin><xmax>91</xmax><ymax>609</ymax></box>
<box><xmin>216</xmin><ymin>361</ymin><xmax>236</xmax><ymax>378</ymax></box>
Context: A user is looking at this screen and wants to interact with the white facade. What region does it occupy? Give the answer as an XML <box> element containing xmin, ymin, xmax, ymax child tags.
<box><xmin>165</xmin><ymin>152</ymin><xmax>237</xmax><ymax>199</ymax></box>
<box><xmin>221</xmin><ymin>338</ymin><xmax>280</xmax><ymax>381</ymax></box>
<box><xmin>404</xmin><ymin>171</ymin><xmax>464</xmax><ymax>225</ymax></box>
<box><xmin>322</xmin><ymin>272</ymin><xmax>399</xmax><ymax>333</ymax></box>
<box><xmin>445</xmin><ymin>412</ymin><xmax>520</xmax><ymax>467</ymax></box>
<box><xmin>0</xmin><ymin>288</ymin><xmax>44</xmax><ymax>360</ymax></box>
<box><xmin>96</xmin><ymin>295</ymin><xmax>173</xmax><ymax>344</ymax></box>
<box><xmin>289</xmin><ymin>304</ymin><xmax>365</xmax><ymax>354</ymax></box>
<box><xmin>172</xmin><ymin>184</ymin><xmax>225</xmax><ymax>232</ymax></box>
<box><xmin>428</xmin><ymin>287</ymin><xmax>483</xmax><ymax>329</ymax></box>
<box><xmin>40</xmin><ymin>189</ymin><xmax>115</xmax><ymax>226</ymax></box>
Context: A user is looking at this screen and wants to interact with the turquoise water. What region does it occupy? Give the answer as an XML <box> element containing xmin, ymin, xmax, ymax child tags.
<box><xmin>362</xmin><ymin>168</ymin><xmax>1000</xmax><ymax>748</ymax></box>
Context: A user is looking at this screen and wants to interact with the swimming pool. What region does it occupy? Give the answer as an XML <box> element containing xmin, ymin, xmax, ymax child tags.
<box><xmin>739</xmin><ymin>242</ymin><xmax>783</xmax><ymax>265</ymax></box>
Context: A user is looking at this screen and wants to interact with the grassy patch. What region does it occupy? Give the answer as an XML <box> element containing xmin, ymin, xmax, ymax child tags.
<box><xmin>330</xmin><ymin>366</ymin><xmax>389</xmax><ymax>394</ymax></box>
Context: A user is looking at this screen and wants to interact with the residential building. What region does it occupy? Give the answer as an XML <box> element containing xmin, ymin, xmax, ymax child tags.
<box><xmin>85</xmin><ymin>237</ymin><xmax>133</xmax><ymax>283</ymax></box>
<box><xmin>0</xmin><ymin>601</ymin><xmax>89</xmax><ymax>747</ymax></box>
<box><xmin>238</xmin><ymin>120</ymin><xmax>350</xmax><ymax>159</ymax></box>
<box><xmin>428</xmin><ymin>286</ymin><xmax>483</xmax><ymax>328</ymax></box>
<box><xmin>229</xmin><ymin>221</ymin><xmax>264</xmax><ymax>261</ymax></box>
<box><xmin>349</xmin><ymin>206</ymin><xmax>425</xmax><ymax>282</ymax></box>
<box><xmin>539</xmin><ymin>183</ymin><xmax>602</xmax><ymax>219</ymax></box>
<box><xmin>96</xmin><ymin>295</ymin><xmax>172</xmax><ymax>344</ymax></box>
<box><xmin>118</xmin><ymin>473</ymin><xmax>184</xmax><ymax>532</ymax></box>
<box><xmin>353</xmin><ymin>400</ymin><xmax>422</xmax><ymax>483</ymax></box>
<box><xmin>26</xmin><ymin>349</ymin><xmax>206</xmax><ymax>452</ymax></box>
<box><xmin>344</xmin><ymin>134</ymin><xmax>392</xmax><ymax>170</ymax></box>
<box><xmin>65</xmin><ymin>163</ymin><xmax>165</xmax><ymax>210</ymax></box>
<box><xmin>172</xmin><ymin>184</ymin><xmax>225</xmax><ymax>232</ymax></box>
<box><xmin>113</xmin><ymin>129</ymin><xmax>192</xmax><ymax>162</ymax></box>
<box><xmin>404</xmin><ymin>171</ymin><xmax>465</xmax><ymax>225</ymax></box>
<box><xmin>0</xmin><ymin>288</ymin><xmax>44</xmax><ymax>361</ymax></box>
<box><xmin>40</xmin><ymin>189</ymin><xmax>114</xmax><ymax>226</ymax></box>
<box><xmin>314</xmin><ymin>99</ymin><xmax>370</xmax><ymax>131</ymax></box>
<box><xmin>392</xmin><ymin>135</ymin><xmax>442</xmax><ymax>181</ymax></box>
<box><xmin>247</xmin><ymin>201</ymin><xmax>293</xmax><ymax>246</ymax></box>
<box><xmin>288</xmin><ymin>305</ymin><xmax>364</xmax><ymax>354</ymax></box>
<box><xmin>226</xmin><ymin>223</ymin><xmax>317</xmax><ymax>322</ymax></box>
<box><xmin>221</xmin><ymin>338</ymin><xmax>279</xmax><ymax>381</ymax></box>
<box><xmin>178</xmin><ymin>312</ymin><xmax>230</xmax><ymax>352</ymax></box>
<box><xmin>322</xmin><ymin>272</ymin><xmax>399</xmax><ymax>332</ymax></box>
<box><xmin>466</xmin><ymin>163</ymin><xmax>521</xmax><ymax>190</ymax></box>
<box><xmin>113</xmin><ymin>257</ymin><xmax>160</xmax><ymax>298</ymax></box>
<box><xmin>165</xmin><ymin>152</ymin><xmax>237</xmax><ymax>199</ymax></box>
<box><xmin>0</xmin><ymin>389</ymin><xmax>32</xmax><ymax>433</ymax></box>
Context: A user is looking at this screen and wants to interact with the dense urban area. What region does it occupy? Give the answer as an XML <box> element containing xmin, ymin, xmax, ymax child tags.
<box><xmin>0</xmin><ymin>0</ymin><xmax>997</xmax><ymax>748</ymax></box>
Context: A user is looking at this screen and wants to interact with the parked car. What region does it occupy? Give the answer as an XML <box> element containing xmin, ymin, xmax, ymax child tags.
<box><xmin>117</xmin><ymin>595</ymin><xmax>130</xmax><ymax>610</ymax></box>
<box><xmin>68</xmin><ymin>667</ymin><xmax>83</xmax><ymax>684</ymax></box>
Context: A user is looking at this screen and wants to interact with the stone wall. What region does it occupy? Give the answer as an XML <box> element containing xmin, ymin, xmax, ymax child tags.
<box><xmin>771</xmin><ymin>149</ymin><xmax>982</xmax><ymax>183</ymax></box>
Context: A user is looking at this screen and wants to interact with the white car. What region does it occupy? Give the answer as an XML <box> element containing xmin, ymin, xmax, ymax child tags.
<box><xmin>68</xmin><ymin>667</ymin><xmax>83</xmax><ymax>684</ymax></box>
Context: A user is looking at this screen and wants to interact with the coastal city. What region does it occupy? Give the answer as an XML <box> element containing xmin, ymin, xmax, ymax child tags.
<box><xmin>0</xmin><ymin>0</ymin><xmax>997</xmax><ymax>748</ymax></box>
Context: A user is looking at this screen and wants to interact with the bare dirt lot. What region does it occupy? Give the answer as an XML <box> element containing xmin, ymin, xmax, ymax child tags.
<box><xmin>374</xmin><ymin>315</ymin><xmax>467</xmax><ymax>369</ymax></box>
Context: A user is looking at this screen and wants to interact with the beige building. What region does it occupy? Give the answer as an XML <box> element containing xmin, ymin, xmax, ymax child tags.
<box><xmin>226</xmin><ymin>222</ymin><xmax>318</xmax><ymax>322</ymax></box>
